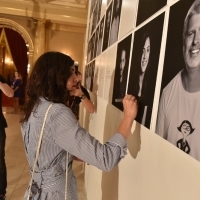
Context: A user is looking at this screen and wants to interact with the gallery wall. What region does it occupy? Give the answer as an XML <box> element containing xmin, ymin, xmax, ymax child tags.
<box><xmin>82</xmin><ymin>0</ymin><xmax>200</xmax><ymax>199</ymax></box>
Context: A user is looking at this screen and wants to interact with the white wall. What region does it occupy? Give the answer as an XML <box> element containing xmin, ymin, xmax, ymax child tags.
<box><xmin>82</xmin><ymin>0</ymin><xmax>200</xmax><ymax>199</ymax></box>
<box><xmin>48</xmin><ymin>28</ymin><xmax>85</xmax><ymax>70</ymax></box>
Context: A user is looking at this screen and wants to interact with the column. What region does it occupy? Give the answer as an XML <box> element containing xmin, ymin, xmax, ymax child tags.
<box><xmin>45</xmin><ymin>20</ymin><xmax>52</xmax><ymax>52</ymax></box>
<box><xmin>32</xmin><ymin>19</ymin><xmax>46</xmax><ymax>66</ymax></box>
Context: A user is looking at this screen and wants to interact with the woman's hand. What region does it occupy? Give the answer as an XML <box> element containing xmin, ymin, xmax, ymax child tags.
<box><xmin>123</xmin><ymin>94</ymin><xmax>138</xmax><ymax>120</ymax></box>
<box><xmin>70</xmin><ymin>88</ymin><xmax>84</xmax><ymax>97</ymax></box>
<box><xmin>117</xmin><ymin>95</ymin><xmax>138</xmax><ymax>139</ymax></box>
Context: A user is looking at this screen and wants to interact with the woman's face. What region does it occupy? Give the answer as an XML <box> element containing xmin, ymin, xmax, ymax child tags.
<box><xmin>141</xmin><ymin>37</ymin><xmax>150</xmax><ymax>73</ymax></box>
<box><xmin>66</xmin><ymin>66</ymin><xmax>78</xmax><ymax>91</ymax></box>
<box><xmin>15</xmin><ymin>72</ymin><xmax>19</xmax><ymax>78</ymax></box>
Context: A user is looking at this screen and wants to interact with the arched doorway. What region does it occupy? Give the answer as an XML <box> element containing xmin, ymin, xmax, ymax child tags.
<box><xmin>0</xmin><ymin>18</ymin><xmax>34</xmax><ymax>108</ymax></box>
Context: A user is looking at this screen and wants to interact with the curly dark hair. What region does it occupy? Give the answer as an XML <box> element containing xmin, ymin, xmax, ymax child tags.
<box><xmin>20</xmin><ymin>51</ymin><xmax>74</xmax><ymax>123</ymax></box>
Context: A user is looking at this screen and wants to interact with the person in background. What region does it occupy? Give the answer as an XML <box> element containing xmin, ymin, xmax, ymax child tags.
<box><xmin>20</xmin><ymin>51</ymin><xmax>138</xmax><ymax>199</ymax></box>
<box><xmin>7</xmin><ymin>73</ymin><xmax>14</xmax><ymax>87</ymax></box>
<box><xmin>69</xmin><ymin>71</ymin><xmax>95</xmax><ymax>120</ymax></box>
<box><xmin>156</xmin><ymin>0</ymin><xmax>200</xmax><ymax>162</ymax></box>
<box><xmin>0</xmin><ymin>75</ymin><xmax>14</xmax><ymax>200</ymax></box>
<box><xmin>11</xmin><ymin>71</ymin><xmax>22</xmax><ymax>113</ymax></box>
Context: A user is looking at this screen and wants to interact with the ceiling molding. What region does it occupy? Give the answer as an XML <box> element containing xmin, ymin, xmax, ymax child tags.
<box><xmin>0</xmin><ymin>0</ymin><xmax>88</xmax><ymax>26</ymax></box>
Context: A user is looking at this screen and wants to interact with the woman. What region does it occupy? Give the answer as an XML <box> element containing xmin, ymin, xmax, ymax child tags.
<box><xmin>133</xmin><ymin>31</ymin><xmax>151</xmax><ymax>126</ymax></box>
<box><xmin>20</xmin><ymin>52</ymin><xmax>138</xmax><ymax>200</ymax></box>
<box><xmin>12</xmin><ymin>71</ymin><xmax>22</xmax><ymax>113</ymax></box>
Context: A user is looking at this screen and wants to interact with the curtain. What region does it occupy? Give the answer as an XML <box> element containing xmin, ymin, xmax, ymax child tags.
<box><xmin>4</xmin><ymin>28</ymin><xmax>28</xmax><ymax>105</ymax></box>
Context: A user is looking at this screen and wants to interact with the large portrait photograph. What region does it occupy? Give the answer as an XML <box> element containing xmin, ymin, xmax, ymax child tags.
<box><xmin>112</xmin><ymin>34</ymin><xmax>132</xmax><ymax>111</ymax></box>
<box><xmin>136</xmin><ymin>0</ymin><xmax>167</xmax><ymax>26</ymax></box>
<box><xmin>156</xmin><ymin>0</ymin><xmax>200</xmax><ymax>162</ymax></box>
<box><xmin>127</xmin><ymin>13</ymin><xmax>165</xmax><ymax>128</ymax></box>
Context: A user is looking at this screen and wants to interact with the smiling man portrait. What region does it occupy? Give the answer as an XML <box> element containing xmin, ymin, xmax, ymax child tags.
<box><xmin>156</xmin><ymin>0</ymin><xmax>200</xmax><ymax>162</ymax></box>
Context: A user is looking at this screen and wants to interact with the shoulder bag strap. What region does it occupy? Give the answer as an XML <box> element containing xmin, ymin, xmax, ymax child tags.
<box><xmin>27</xmin><ymin>103</ymin><xmax>53</xmax><ymax>199</ymax></box>
<box><xmin>27</xmin><ymin>103</ymin><xmax>69</xmax><ymax>200</ymax></box>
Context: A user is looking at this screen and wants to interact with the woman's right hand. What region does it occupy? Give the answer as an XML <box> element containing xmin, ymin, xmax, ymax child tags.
<box><xmin>117</xmin><ymin>95</ymin><xmax>138</xmax><ymax>139</ymax></box>
<box><xmin>123</xmin><ymin>94</ymin><xmax>138</xmax><ymax>120</ymax></box>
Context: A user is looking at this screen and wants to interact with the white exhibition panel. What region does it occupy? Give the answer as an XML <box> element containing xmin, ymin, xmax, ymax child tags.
<box><xmin>98</xmin><ymin>51</ymin><xmax>107</xmax><ymax>98</ymax></box>
<box><xmin>103</xmin><ymin>43</ymin><xmax>117</xmax><ymax>103</ymax></box>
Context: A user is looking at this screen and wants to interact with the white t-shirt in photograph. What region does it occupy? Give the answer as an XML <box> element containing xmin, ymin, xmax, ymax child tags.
<box><xmin>156</xmin><ymin>70</ymin><xmax>200</xmax><ymax>161</ymax></box>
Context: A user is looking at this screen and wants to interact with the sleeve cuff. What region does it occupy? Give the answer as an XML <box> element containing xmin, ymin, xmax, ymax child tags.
<box><xmin>107</xmin><ymin>133</ymin><xmax>127</xmax><ymax>158</ymax></box>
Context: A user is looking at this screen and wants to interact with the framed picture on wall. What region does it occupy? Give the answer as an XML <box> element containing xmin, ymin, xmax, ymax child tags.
<box><xmin>96</xmin><ymin>0</ymin><xmax>102</xmax><ymax>26</ymax></box>
<box><xmin>136</xmin><ymin>0</ymin><xmax>167</xmax><ymax>26</ymax></box>
<box><xmin>87</xmin><ymin>39</ymin><xmax>92</xmax><ymax>63</ymax></box>
<box><xmin>107</xmin><ymin>0</ymin><xmax>112</xmax><ymax>6</ymax></box>
<box><xmin>94</xmin><ymin>26</ymin><xmax>100</xmax><ymax>59</ymax></box>
<box><xmin>102</xmin><ymin>1</ymin><xmax>113</xmax><ymax>52</ymax></box>
<box><xmin>91</xmin><ymin>33</ymin><xmax>95</xmax><ymax>61</ymax></box>
<box><xmin>112</xmin><ymin>33</ymin><xmax>132</xmax><ymax>111</ymax></box>
<box><xmin>127</xmin><ymin>13</ymin><xmax>165</xmax><ymax>128</ymax></box>
<box><xmin>96</xmin><ymin>16</ymin><xmax>105</xmax><ymax>56</ymax></box>
<box><xmin>109</xmin><ymin>0</ymin><xmax>122</xmax><ymax>46</ymax></box>
<box><xmin>90</xmin><ymin>60</ymin><xmax>95</xmax><ymax>91</ymax></box>
<box><xmin>91</xmin><ymin>3</ymin><xmax>98</xmax><ymax>34</ymax></box>
<box><xmin>84</xmin><ymin>64</ymin><xmax>89</xmax><ymax>89</ymax></box>
<box><xmin>156</xmin><ymin>0</ymin><xmax>200</xmax><ymax>162</ymax></box>
<box><xmin>90</xmin><ymin>0</ymin><xmax>97</xmax><ymax>18</ymax></box>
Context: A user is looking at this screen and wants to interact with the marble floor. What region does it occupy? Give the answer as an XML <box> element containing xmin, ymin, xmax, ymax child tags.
<box><xmin>3</xmin><ymin>107</ymin><xmax>87</xmax><ymax>200</ymax></box>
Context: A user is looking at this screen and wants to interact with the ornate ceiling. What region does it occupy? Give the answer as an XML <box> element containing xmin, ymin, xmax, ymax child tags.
<box><xmin>0</xmin><ymin>0</ymin><xmax>89</xmax><ymax>26</ymax></box>
<box><xmin>34</xmin><ymin>0</ymin><xmax>88</xmax><ymax>9</ymax></box>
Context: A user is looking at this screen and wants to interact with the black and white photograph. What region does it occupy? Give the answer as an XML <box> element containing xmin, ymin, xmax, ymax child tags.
<box><xmin>109</xmin><ymin>0</ymin><xmax>122</xmax><ymax>46</ymax></box>
<box><xmin>85</xmin><ymin>62</ymin><xmax>96</xmax><ymax>92</ymax></box>
<box><xmin>156</xmin><ymin>0</ymin><xmax>200</xmax><ymax>162</ymax></box>
<box><xmin>96</xmin><ymin>17</ymin><xmax>105</xmax><ymax>56</ymax></box>
<box><xmin>107</xmin><ymin>0</ymin><xmax>112</xmax><ymax>6</ymax></box>
<box><xmin>91</xmin><ymin>33</ymin><xmax>96</xmax><ymax>61</ymax></box>
<box><xmin>87</xmin><ymin>39</ymin><xmax>92</xmax><ymax>63</ymax></box>
<box><xmin>96</xmin><ymin>0</ymin><xmax>102</xmax><ymax>26</ymax></box>
<box><xmin>84</xmin><ymin>64</ymin><xmax>89</xmax><ymax>89</ymax></box>
<box><xmin>112</xmin><ymin>34</ymin><xmax>132</xmax><ymax>111</ymax></box>
<box><xmin>85</xmin><ymin>63</ymin><xmax>91</xmax><ymax>90</ymax></box>
<box><xmin>91</xmin><ymin>3</ymin><xmax>98</xmax><ymax>35</ymax></box>
<box><xmin>94</xmin><ymin>26</ymin><xmax>100</xmax><ymax>59</ymax></box>
<box><xmin>102</xmin><ymin>2</ymin><xmax>113</xmax><ymax>52</ymax></box>
<box><xmin>90</xmin><ymin>60</ymin><xmax>96</xmax><ymax>91</ymax></box>
<box><xmin>87</xmin><ymin>22</ymin><xmax>91</xmax><ymax>43</ymax></box>
<box><xmin>90</xmin><ymin>0</ymin><xmax>97</xmax><ymax>18</ymax></box>
<box><xmin>136</xmin><ymin>0</ymin><xmax>167</xmax><ymax>27</ymax></box>
<box><xmin>128</xmin><ymin>13</ymin><xmax>164</xmax><ymax>128</ymax></box>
